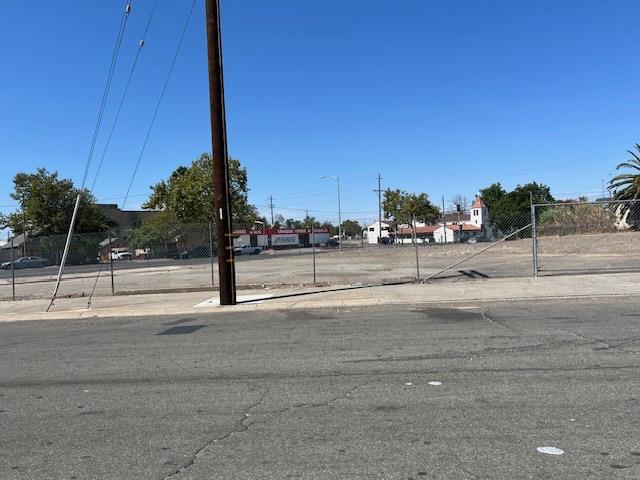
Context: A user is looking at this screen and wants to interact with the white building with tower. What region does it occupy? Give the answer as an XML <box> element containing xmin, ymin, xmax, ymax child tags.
<box><xmin>395</xmin><ymin>195</ymin><xmax>489</xmax><ymax>244</ymax></box>
<box><xmin>469</xmin><ymin>196</ymin><xmax>488</xmax><ymax>227</ymax></box>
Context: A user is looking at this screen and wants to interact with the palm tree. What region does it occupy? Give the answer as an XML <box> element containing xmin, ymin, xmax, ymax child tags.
<box><xmin>609</xmin><ymin>144</ymin><xmax>640</xmax><ymax>228</ymax></box>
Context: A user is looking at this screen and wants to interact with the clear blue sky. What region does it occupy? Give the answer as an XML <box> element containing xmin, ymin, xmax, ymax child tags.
<box><xmin>1</xmin><ymin>0</ymin><xmax>639</xmax><ymax>228</ymax></box>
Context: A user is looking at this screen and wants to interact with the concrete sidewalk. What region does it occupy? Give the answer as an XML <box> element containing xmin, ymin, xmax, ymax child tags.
<box><xmin>1</xmin><ymin>271</ymin><xmax>639</xmax><ymax>322</ymax></box>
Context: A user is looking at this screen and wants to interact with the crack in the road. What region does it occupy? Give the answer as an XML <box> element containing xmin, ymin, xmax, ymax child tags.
<box><xmin>161</xmin><ymin>387</ymin><xmax>269</xmax><ymax>480</ymax></box>
<box><xmin>261</xmin><ymin>382</ymin><xmax>370</xmax><ymax>416</ymax></box>
<box><xmin>481</xmin><ymin>310</ymin><xmax>514</xmax><ymax>332</ymax></box>
<box><xmin>552</xmin><ymin>326</ymin><xmax>611</xmax><ymax>349</ymax></box>
<box><xmin>160</xmin><ymin>382</ymin><xmax>367</xmax><ymax>479</ymax></box>
<box><xmin>604</xmin><ymin>336</ymin><xmax>640</xmax><ymax>350</ymax></box>
<box><xmin>327</xmin><ymin>382</ymin><xmax>368</xmax><ymax>406</ymax></box>
<box><xmin>343</xmin><ymin>338</ymin><xmax>592</xmax><ymax>363</ymax></box>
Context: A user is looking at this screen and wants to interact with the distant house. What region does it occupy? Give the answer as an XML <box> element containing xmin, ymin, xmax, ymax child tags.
<box><xmin>396</xmin><ymin>195</ymin><xmax>489</xmax><ymax>244</ymax></box>
<box><xmin>433</xmin><ymin>223</ymin><xmax>482</xmax><ymax>243</ymax></box>
<box><xmin>364</xmin><ymin>221</ymin><xmax>392</xmax><ymax>245</ymax></box>
<box><xmin>97</xmin><ymin>237</ymin><xmax>130</xmax><ymax>262</ymax></box>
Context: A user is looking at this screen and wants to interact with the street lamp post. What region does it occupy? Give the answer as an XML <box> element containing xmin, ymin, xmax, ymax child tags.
<box><xmin>321</xmin><ymin>175</ymin><xmax>342</xmax><ymax>252</ymax></box>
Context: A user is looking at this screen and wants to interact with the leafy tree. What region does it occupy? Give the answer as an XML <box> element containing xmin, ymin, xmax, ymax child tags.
<box><xmin>341</xmin><ymin>219</ymin><xmax>363</xmax><ymax>237</ymax></box>
<box><xmin>129</xmin><ymin>211</ymin><xmax>182</xmax><ymax>249</ymax></box>
<box><xmin>383</xmin><ymin>189</ymin><xmax>440</xmax><ymax>225</ymax></box>
<box><xmin>479</xmin><ymin>183</ymin><xmax>507</xmax><ymax>212</ymax></box>
<box><xmin>609</xmin><ymin>144</ymin><xmax>640</xmax><ymax>228</ymax></box>
<box><xmin>143</xmin><ymin>153</ymin><xmax>260</xmax><ymax>226</ymax></box>
<box><xmin>0</xmin><ymin>168</ymin><xmax>109</xmax><ymax>235</ymax></box>
<box><xmin>480</xmin><ymin>182</ymin><xmax>554</xmax><ymax>233</ymax></box>
<box><xmin>610</xmin><ymin>144</ymin><xmax>640</xmax><ymax>200</ymax></box>
<box><xmin>320</xmin><ymin>222</ymin><xmax>338</xmax><ymax>236</ymax></box>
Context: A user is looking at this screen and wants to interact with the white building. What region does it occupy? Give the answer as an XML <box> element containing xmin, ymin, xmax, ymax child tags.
<box><xmin>395</xmin><ymin>195</ymin><xmax>489</xmax><ymax>244</ymax></box>
<box><xmin>365</xmin><ymin>221</ymin><xmax>391</xmax><ymax>244</ymax></box>
<box><xmin>469</xmin><ymin>196</ymin><xmax>488</xmax><ymax>227</ymax></box>
<box><xmin>433</xmin><ymin>223</ymin><xmax>482</xmax><ymax>243</ymax></box>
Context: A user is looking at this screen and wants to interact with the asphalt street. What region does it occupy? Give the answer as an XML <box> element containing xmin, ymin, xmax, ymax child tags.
<box><xmin>2</xmin><ymin>298</ymin><xmax>640</xmax><ymax>479</ymax></box>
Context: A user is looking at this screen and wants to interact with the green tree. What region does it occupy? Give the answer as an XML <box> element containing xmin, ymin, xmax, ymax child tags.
<box><xmin>129</xmin><ymin>211</ymin><xmax>182</xmax><ymax>250</ymax></box>
<box><xmin>480</xmin><ymin>182</ymin><xmax>554</xmax><ymax>233</ymax></box>
<box><xmin>610</xmin><ymin>144</ymin><xmax>640</xmax><ymax>200</ymax></box>
<box><xmin>320</xmin><ymin>222</ymin><xmax>338</xmax><ymax>236</ymax></box>
<box><xmin>0</xmin><ymin>168</ymin><xmax>109</xmax><ymax>235</ymax></box>
<box><xmin>383</xmin><ymin>189</ymin><xmax>440</xmax><ymax>225</ymax></box>
<box><xmin>341</xmin><ymin>219</ymin><xmax>363</xmax><ymax>237</ymax></box>
<box><xmin>609</xmin><ymin>144</ymin><xmax>640</xmax><ymax>228</ymax></box>
<box><xmin>142</xmin><ymin>153</ymin><xmax>260</xmax><ymax>225</ymax></box>
<box><xmin>478</xmin><ymin>183</ymin><xmax>507</xmax><ymax>212</ymax></box>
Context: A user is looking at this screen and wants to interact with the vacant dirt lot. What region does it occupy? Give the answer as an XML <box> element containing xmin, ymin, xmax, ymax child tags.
<box><xmin>1</xmin><ymin>231</ymin><xmax>639</xmax><ymax>300</ymax></box>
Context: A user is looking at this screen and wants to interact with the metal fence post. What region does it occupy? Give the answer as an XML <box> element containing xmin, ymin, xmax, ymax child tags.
<box><xmin>311</xmin><ymin>223</ymin><xmax>317</xmax><ymax>284</ymax></box>
<box><xmin>530</xmin><ymin>197</ymin><xmax>539</xmax><ymax>278</ymax></box>
<box><xmin>109</xmin><ymin>230</ymin><xmax>115</xmax><ymax>294</ymax></box>
<box><xmin>412</xmin><ymin>214</ymin><xmax>420</xmax><ymax>280</ymax></box>
<box><xmin>10</xmin><ymin>236</ymin><xmax>15</xmax><ymax>301</ymax></box>
<box><xmin>208</xmin><ymin>221</ymin><xmax>215</xmax><ymax>287</ymax></box>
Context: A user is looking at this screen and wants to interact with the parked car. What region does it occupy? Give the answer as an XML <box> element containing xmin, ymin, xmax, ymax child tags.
<box><xmin>1</xmin><ymin>256</ymin><xmax>49</xmax><ymax>270</ymax></box>
<box><xmin>234</xmin><ymin>245</ymin><xmax>261</xmax><ymax>255</ymax></box>
<box><xmin>176</xmin><ymin>245</ymin><xmax>215</xmax><ymax>259</ymax></box>
<box><xmin>110</xmin><ymin>251</ymin><xmax>133</xmax><ymax>261</ymax></box>
<box><xmin>320</xmin><ymin>239</ymin><xmax>340</xmax><ymax>248</ymax></box>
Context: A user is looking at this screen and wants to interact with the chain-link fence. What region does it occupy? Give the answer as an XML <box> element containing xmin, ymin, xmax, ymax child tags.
<box><xmin>533</xmin><ymin>200</ymin><xmax>640</xmax><ymax>276</ymax></box>
<box><xmin>2</xmin><ymin>202</ymin><xmax>640</xmax><ymax>301</ymax></box>
<box><xmin>413</xmin><ymin>211</ymin><xmax>534</xmax><ymax>281</ymax></box>
<box><xmin>0</xmin><ymin>231</ymin><xmax>110</xmax><ymax>301</ymax></box>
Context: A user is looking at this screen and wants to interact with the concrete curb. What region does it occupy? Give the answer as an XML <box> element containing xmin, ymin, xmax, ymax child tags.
<box><xmin>1</xmin><ymin>289</ymin><xmax>637</xmax><ymax>323</ymax></box>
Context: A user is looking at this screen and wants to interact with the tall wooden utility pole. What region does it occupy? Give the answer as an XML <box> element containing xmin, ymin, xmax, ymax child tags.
<box><xmin>374</xmin><ymin>174</ymin><xmax>382</xmax><ymax>244</ymax></box>
<box><xmin>205</xmin><ymin>0</ymin><xmax>236</xmax><ymax>305</ymax></box>
<box><xmin>269</xmin><ymin>195</ymin><xmax>275</xmax><ymax>225</ymax></box>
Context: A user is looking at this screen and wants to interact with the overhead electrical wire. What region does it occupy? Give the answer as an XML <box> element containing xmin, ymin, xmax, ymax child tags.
<box><xmin>122</xmin><ymin>0</ymin><xmax>197</xmax><ymax>209</ymax></box>
<box><xmin>90</xmin><ymin>0</ymin><xmax>160</xmax><ymax>193</ymax></box>
<box><xmin>80</xmin><ymin>0</ymin><xmax>133</xmax><ymax>190</ymax></box>
<box><xmin>272</xmin><ymin>176</ymin><xmax>373</xmax><ymax>200</ymax></box>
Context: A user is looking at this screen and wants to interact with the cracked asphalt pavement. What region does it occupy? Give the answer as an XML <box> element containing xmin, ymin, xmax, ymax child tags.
<box><xmin>2</xmin><ymin>297</ymin><xmax>640</xmax><ymax>479</ymax></box>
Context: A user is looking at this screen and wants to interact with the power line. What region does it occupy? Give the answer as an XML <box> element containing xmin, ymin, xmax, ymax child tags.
<box><xmin>122</xmin><ymin>0</ymin><xmax>197</xmax><ymax>209</ymax></box>
<box><xmin>272</xmin><ymin>176</ymin><xmax>372</xmax><ymax>200</ymax></box>
<box><xmin>80</xmin><ymin>0</ymin><xmax>132</xmax><ymax>190</ymax></box>
<box><xmin>258</xmin><ymin>204</ymin><xmax>378</xmax><ymax>215</ymax></box>
<box><xmin>90</xmin><ymin>0</ymin><xmax>160</xmax><ymax>193</ymax></box>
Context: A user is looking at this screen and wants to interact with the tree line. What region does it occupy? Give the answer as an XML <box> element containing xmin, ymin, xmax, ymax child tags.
<box><xmin>3</xmin><ymin>143</ymin><xmax>640</xmax><ymax>239</ymax></box>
